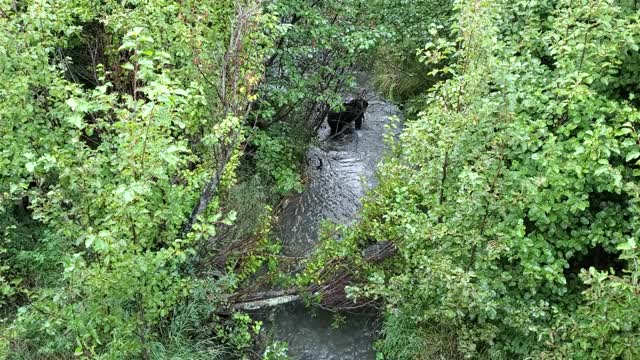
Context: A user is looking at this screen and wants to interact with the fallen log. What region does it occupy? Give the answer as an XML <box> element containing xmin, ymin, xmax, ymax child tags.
<box><xmin>232</xmin><ymin>241</ymin><xmax>397</xmax><ymax>311</ymax></box>
<box><xmin>234</xmin><ymin>293</ymin><xmax>301</xmax><ymax>310</ymax></box>
<box><xmin>232</xmin><ymin>288</ymin><xmax>300</xmax><ymax>310</ymax></box>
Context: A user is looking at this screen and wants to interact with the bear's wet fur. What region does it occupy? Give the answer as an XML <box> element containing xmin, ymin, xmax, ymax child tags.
<box><xmin>327</xmin><ymin>98</ymin><xmax>368</xmax><ymax>135</ymax></box>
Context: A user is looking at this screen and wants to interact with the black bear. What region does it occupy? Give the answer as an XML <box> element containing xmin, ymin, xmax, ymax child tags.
<box><xmin>327</xmin><ymin>98</ymin><xmax>368</xmax><ymax>135</ymax></box>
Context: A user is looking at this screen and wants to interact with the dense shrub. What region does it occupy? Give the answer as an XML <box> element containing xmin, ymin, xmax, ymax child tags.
<box><xmin>305</xmin><ymin>0</ymin><xmax>640</xmax><ymax>358</ymax></box>
<box><xmin>0</xmin><ymin>0</ymin><xmax>275</xmax><ymax>358</ymax></box>
<box><xmin>0</xmin><ymin>0</ymin><xmax>384</xmax><ymax>357</ymax></box>
<box><xmin>5</xmin><ymin>0</ymin><xmax>639</xmax><ymax>358</ymax></box>
<box><xmin>366</xmin><ymin>0</ymin><xmax>454</xmax><ymax>101</ymax></box>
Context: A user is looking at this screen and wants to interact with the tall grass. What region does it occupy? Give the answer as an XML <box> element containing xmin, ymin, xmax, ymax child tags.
<box><xmin>371</xmin><ymin>50</ymin><xmax>433</xmax><ymax>103</ymax></box>
<box><xmin>376</xmin><ymin>312</ymin><xmax>464</xmax><ymax>360</ymax></box>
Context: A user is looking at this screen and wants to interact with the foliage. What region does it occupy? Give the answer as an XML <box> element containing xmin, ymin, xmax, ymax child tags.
<box><xmin>539</xmin><ymin>268</ymin><xmax>640</xmax><ymax>359</ymax></box>
<box><xmin>148</xmin><ymin>285</ymin><xmax>227</xmax><ymax>360</ymax></box>
<box><xmin>251</xmin><ymin>127</ymin><xmax>305</xmax><ymax>195</ymax></box>
<box><xmin>305</xmin><ymin>0</ymin><xmax>640</xmax><ymax>358</ymax></box>
<box><xmin>258</xmin><ymin>0</ymin><xmax>389</xmax><ymax>129</ymax></box>
<box><xmin>0</xmin><ymin>0</ymin><xmax>279</xmax><ymax>358</ymax></box>
<box><xmin>8</xmin><ymin>0</ymin><xmax>639</xmax><ymax>358</ymax></box>
<box><xmin>374</xmin><ymin>313</ymin><xmax>463</xmax><ymax>360</ymax></box>
<box><xmin>262</xmin><ymin>341</ymin><xmax>289</xmax><ymax>360</ymax></box>
<box><xmin>366</xmin><ymin>0</ymin><xmax>454</xmax><ymax>101</ymax></box>
<box><xmin>0</xmin><ymin>0</ymin><xmax>389</xmax><ymax>357</ymax></box>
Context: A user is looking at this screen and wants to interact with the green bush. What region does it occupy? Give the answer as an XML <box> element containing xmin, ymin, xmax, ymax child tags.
<box><xmin>251</xmin><ymin>127</ymin><xmax>306</xmax><ymax>195</ymax></box>
<box><xmin>0</xmin><ymin>0</ymin><xmax>276</xmax><ymax>357</ymax></box>
<box><xmin>367</xmin><ymin>0</ymin><xmax>454</xmax><ymax>102</ymax></box>
<box><xmin>305</xmin><ymin>0</ymin><xmax>640</xmax><ymax>358</ymax></box>
<box><xmin>0</xmin><ymin>0</ymin><xmax>386</xmax><ymax>357</ymax></box>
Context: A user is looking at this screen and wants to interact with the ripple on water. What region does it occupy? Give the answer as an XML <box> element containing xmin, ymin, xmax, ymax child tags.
<box><xmin>271</xmin><ymin>91</ymin><xmax>402</xmax><ymax>359</ymax></box>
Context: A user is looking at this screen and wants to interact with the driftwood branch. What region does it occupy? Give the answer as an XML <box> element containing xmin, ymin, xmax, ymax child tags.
<box><xmin>234</xmin><ymin>294</ymin><xmax>301</xmax><ymax>311</ymax></box>
<box><xmin>230</xmin><ymin>241</ymin><xmax>397</xmax><ymax>311</ymax></box>
<box><xmin>233</xmin><ymin>289</ymin><xmax>301</xmax><ymax>310</ymax></box>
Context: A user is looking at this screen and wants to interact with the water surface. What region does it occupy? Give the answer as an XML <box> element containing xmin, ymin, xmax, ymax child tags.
<box><xmin>270</xmin><ymin>89</ymin><xmax>401</xmax><ymax>359</ymax></box>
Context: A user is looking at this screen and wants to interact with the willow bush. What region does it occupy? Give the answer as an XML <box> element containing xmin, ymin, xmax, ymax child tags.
<box><xmin>0</xmin><ymin>0</ymin><xmax>387</xmax><ymax>357</ymax></box>
<box><xmin>364</xmin><ymin>0</ymin><xmax>453</xmax><ymax>102</ymax></box>
<box><xmin>0</xmin><ymin>0</ymin><xmax>275</xmax><ymax>358</ymax></box>
<box><xmin>304</xmin><ymin>0</ymin><xmax>640</xmax><ymax>358</ymax></box>
<box><xmin>4</xmin><ymin>0</ymin><xmax>639</xmax><ymax>358</ymax></box>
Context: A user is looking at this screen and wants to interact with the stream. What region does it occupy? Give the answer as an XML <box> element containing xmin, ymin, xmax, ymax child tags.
<box><xmin>267</xmin><ymin>87</ymin><xmax>402</xmax><ymax>359</ymax></box>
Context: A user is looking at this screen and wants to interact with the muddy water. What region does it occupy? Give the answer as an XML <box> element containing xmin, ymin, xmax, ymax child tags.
<box><xmin>269</xmin><ymin>90</ymin><xmax>401</xmax><ymax>359</ymax></box>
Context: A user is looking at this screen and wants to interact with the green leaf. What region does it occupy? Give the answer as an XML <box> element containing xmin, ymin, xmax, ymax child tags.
<box><xmin>85</xmin><ymin>235</ymin><xmax>95</xmax><ymax>248</ymax></box>
<box><xmin>66</xmin><ymin>98</ymin><xmax>79</xmax><ymax>111</ymax></box>
<box><xmin>25</xmin><ymin>162</ymin><xmax>36</xmax><ymax>173</ymax></box>
<box><xmin>67</xmin><ymin>114</ymin><xmax>84</xmax><ymax>129</ymax></box>
<box><xmin>617</xmin><ymin>238</ymin><xmax>636</xmax><ymax>251</ymax></box>
<box><xmin>625</xmin><ymin>150</ymin><xmax>640</xmax><ymax>162</ymax></box>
